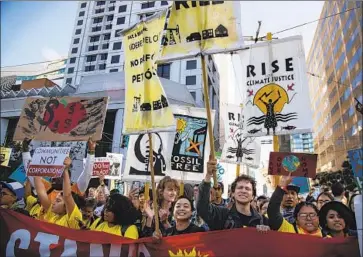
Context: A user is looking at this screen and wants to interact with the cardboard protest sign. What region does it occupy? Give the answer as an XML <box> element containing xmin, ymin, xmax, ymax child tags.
<box><xmin>9</xmin><ymin>164</ymin><xmax>26</xmax><ymax>184</ymax></box>
<box><xmin>122</xmin><ymin>11</ymin><xmax>175</xmax><ymax>135</ymax></box>
<box><xmin>123</xmin><ymin>106</ymin><xmax>214</xmax><ymax>183</ymax></box>
<box><xmin>27</xmin><ymin>147</ymin><xmax>71</xmax><ymax>177</ymax></box>
<box><xmin>92</xmin><ymin>157</ymin><xmax>110</xmax><ymax>177</ymax></box>
<box><xmin>348</xmin><ymin>148</ymin><xmax>363</xmax><ymax>178</ymax></box>
<box><xmin>13</xmin><ymin>97</ymin><xmax>108</xmax><ymax>141</ymax></box>
<box><xmin>268</xmin><ymin>152</ymin><xmax>317</xmax><ymax>178</ymax></box>
<box><xmin>159</xmin><ymin>1</ymin><xmax>244</xmax><ymax>62</ymax></box>
<box><xmin>106</xmin><ymin>153</ymin><xmax>123</xmax><ymax>179</ymax></box>
<box><xmin>0</xmin><ymin>147</ymin><xmax>12</xmax><ymax>167</ymax></box>
<box><xmin>241</xmin><ymin>36</ymin><xmax>313</xmax><ymax>137</ymax></box>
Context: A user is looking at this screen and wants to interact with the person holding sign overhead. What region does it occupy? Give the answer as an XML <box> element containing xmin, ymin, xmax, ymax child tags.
<box><xmin>268</xmin><ymin>173</ymin><xmax>323</xmax><ymax>237</ymax></box>
<box><xmin>23</xmin><ymin>137</ymin><xmax>96</xmax><ymax>204</ymax></box>
<box><xmin>34</xmin><ymin>157</ymin><xmax>83</xmax><ymax>229</ymax></box>
<box><xmin>197</xmin><ymin>159</ymin><xmax>269</xmax><ymax>231</ymax></box>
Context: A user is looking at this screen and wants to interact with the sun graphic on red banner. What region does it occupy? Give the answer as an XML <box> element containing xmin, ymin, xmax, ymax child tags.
<box><xmin>168</xmin><ymin>248</ymin><xmax>209</xmax><ymax>257</ymax></box>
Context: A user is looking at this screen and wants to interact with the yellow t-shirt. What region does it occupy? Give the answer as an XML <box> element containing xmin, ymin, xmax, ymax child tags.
<box><xmin>25</xmin><ymin>196</ymin><xmax>41</xmax><ymax>219</ymax></box>
<box><xmin>44</xmin><ymin>204</ymin><xmax>82</xmax><ymax>230</ymax></box>
<box><xmin>278</xmin><ymin>219</ymin><xmax>323</xmax><ymax>237</ymax></box>
<box><xmin>90</xmin><ymin>218</ymin><xmax>139</xmax><ymax>239</ymax></box>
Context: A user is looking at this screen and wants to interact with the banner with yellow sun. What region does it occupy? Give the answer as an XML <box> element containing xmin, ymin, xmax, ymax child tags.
<box><xmin>122</xmin><ymin>106</ymin><xmax>214</xmax><ymax>183</ymax></box>
<box><xmin>241</xmin><ymin>36</ymin><xmax>313</xmax><ymax>137</ymax></box>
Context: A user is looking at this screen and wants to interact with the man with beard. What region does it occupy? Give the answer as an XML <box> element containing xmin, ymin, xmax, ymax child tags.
<box><xmin>197</xmin><ymin>159</ymin><xmax>269</xmax><ymax>230</ymax></box>
<box><xmin>281</xmin><ymin>184</ymin><xmax>300</xmax><ymax>224</ymax></box>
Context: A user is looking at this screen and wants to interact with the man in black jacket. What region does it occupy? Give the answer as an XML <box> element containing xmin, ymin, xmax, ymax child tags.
<box><xmin>197</xmin><ymin>159</ymin><xmax>269</xmax><ymax>230</ymax></box>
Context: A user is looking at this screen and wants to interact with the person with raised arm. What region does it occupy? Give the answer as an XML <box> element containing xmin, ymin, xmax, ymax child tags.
<box><xmin>197</xmin><ymin>159</ymin><xmax>269</xmax><ymax>231</ymax></box>
<box><xmin>34</xmin><ymin>157</ymin><xmax>83</xmax><ymax>229</ymax></box>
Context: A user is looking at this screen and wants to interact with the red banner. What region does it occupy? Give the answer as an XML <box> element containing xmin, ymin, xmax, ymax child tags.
<box><xmin>0</xmin><ymin>209</ymin><xmax>360</xmax><ymax>257</ymax></box>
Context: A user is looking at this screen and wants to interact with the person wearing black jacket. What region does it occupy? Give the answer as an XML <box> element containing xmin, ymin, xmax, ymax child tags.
<box><xmin>197</xmin><ymin>159</ymin><xmax>269</xmax><ymax>231</ymax></box>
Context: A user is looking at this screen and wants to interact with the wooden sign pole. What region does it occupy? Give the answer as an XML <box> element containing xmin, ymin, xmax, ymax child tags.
<box><xmin>148</xmin><ymin>133</ymin><xmax>160</xmax><ymax>234</ymax></box>
<box><xmin>201</xmin><ymin>55</ymin><xmax>218</xmax><ymax>187</ymax></box>
<box><xmin>236</xmin><ymin>163</ymin><xmax>241</xmax><ymax>177</ymax></box>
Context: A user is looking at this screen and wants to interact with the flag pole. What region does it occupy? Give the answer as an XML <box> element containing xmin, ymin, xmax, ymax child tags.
<box><xmin>265</xmin><ymin>32</ymin><xmax>281</xmax><ymax>188</ymax></box>
<box><xmin>148</xmin><ymin>133</ymin><xmax>160</xmax><ymax>234</ymax></box>
<box><xmin>236</xmin><ymin>162</ymin><xmax>241</xmax><ymax>177</ymax></box>
<box><xmin>201</xmin><ymin>55</ymin><xmax>218</xmax><ymax>187</ymax></box>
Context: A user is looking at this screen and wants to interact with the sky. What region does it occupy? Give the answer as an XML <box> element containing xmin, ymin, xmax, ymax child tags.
<box><xmin>1</xmin><ymin>1</ymin><xmax>78</xmax><ymax>67</ymax></box>
<box><xmin>1</xmin><ymin>1</ymin><xmax>324</xmax><ymax>68</ymax></box>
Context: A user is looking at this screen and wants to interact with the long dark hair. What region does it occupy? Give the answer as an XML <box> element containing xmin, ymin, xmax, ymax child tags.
<box><xmin>102</xmin><ymin>194</ymin><xmax>139</xmax><ymax>226</ymax></box>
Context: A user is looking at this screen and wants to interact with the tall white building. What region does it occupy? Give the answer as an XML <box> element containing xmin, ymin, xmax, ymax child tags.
<box><xmin>63</xmin><ymin>1</ymin><xmax>221</xmax><ymax>150</ymax></box>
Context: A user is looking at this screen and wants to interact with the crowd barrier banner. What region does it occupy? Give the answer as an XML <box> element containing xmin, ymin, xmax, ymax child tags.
<box><xmin>0</xmin><ymin>209</ymin><xmax>360</xmax><ymax>257</ymax></box>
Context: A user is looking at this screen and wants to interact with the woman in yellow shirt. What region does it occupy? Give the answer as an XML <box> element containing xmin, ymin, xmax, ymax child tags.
<box><xmin>90</xmin><ymin>193</ymin><xmax>140</xmax><ymax>239</ymax></box>
<box><xmin>34</xmin><ymin>157</ymin><xmax>82</xmax><ymax>230</ymax></box>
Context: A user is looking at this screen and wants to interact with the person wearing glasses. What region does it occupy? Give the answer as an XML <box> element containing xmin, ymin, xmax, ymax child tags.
<box><xmin>267</xmin><ymin>174</ymin><xmax>323</xmax><ymax>237</ymax></box>
<box><xmin>211</xmin><ymin>182</ymin><xmax>227</xmax><ymax>207</ymax></box>
<box><xmin>316</xmin><ymin>192</ymin><xmax>334</xmax><ymax>210</ymax></box>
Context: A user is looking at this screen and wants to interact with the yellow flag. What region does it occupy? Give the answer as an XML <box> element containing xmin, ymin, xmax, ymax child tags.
<box><xmin>159</xmin><ymin>1</ymin><xmax>244</xmax><ymax>62</ymax></box>
<box><xmin>0</xmin><ymin>147</ymin><xmax>12</xmax><ymax>167</ymax></box>
<box><xmin>123</xmin><ymin>11</ymin><xmax>175</xmax><ymax>135</ymax></box>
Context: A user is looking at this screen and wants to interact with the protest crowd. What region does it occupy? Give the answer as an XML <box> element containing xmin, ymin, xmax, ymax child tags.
<box><xmin>0</xmin><ymin>138</ymin><xmax>360</xmax><ymax>242</ymax></box>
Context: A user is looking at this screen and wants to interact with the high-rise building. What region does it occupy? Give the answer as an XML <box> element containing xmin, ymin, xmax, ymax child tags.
<box><xmin>290</xmin><ymin>133</ymin><xmax>314</xmax><ymax>153</ymax></box>
<box><xmin>63</xmin><ymin>1</ymin><xmax>221</xmax><ymax>149</ymax></box>
<box><xmin>307</xmin><ymin>1</ymin><xmax>362</xmax><ymax>172</ymax></box>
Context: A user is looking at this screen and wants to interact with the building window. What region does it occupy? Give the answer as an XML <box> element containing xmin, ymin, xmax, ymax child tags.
<box><xmin>161</xmin><ymin>1</ymin><xmax>169</xmax><ymax>6</ymax></box>
<box><xmin>86</xmin><ymin>55</ymin><xmax>97</xmax><ymax>62</ymax></box>
<box><xmin>139</xmin><ymin>12</ymin><xmax>154</xmax><ymax>20</ymax></box>
<box><xmin>115</xmin><ymin>29</ymin><xmax>122</xmax><ymax>37</ymax></box>
<box><xmin>85</xmin><ymin>65</ymin><xmax>95</xmax><ymax>72</ymax></box>
<box><xmin>110</xmin><ymin>1</ymin><xmax>116</xmax><ymax>3</ymax></box>
<box><xmin>332</xmin><ymin>119</ymin><xmax>342</xmax><ymax>132</ymax></box>
<box><xmin>75</xmin><ymin>29</ymin><xmax>82</xmax><ymax>35</ymax></box>
<box><xmin>348</xmin><ymin>46</ymin><xmax>362</xmax><ymax>70</ymax></box>
<box><xmin>88</xmin><ymin>45</ymin><xmax>98</xmax><ymax>51</ymax></box>
<box><xmin>103</xmin><ymin>33</ymin><xmax>111</xmax><ymax>40</ymax></box>
<box><xmin>66</xmin><ymin>78</ymin><xmax>72</xmax><ymax>84</ymax></box>
<box><xmin>92</xmin><ymin>26</ymin><xmax>102</xmax><ymax>32</ymax></box>
<box><xmin>80</xmin><ymin>2</ymin><xmax>86</xmax><ymax>8</ymax></box>
<box><xmin>95</xmin><ymin>8</ymin><xmax>104</xmax><ymax>14</ymax></box>
<box><xmin>69</xmin><ymin>57</ymin><xmax>76</xmax><ymax>64</ymax></box>
<box><xmin>79</xmin><ymin>11</ymin><xmax>85</xmax><ymax>17</ymax></box>
<box><xmin>330</xmin><ymin>102</ymin><xmax>339</xmax><ymax>116</ymax></box>
<box><xmin>108</xmin><ymin>6</ymin><xmax>115</xmax><ymax>12</ymax></box>
<box><xmin>105</xmin><ymin>24</ymin><xmax>112</xmax><ymax>30</ymax></box>
<box><xmin>96</xmin><ymin>1</ymin><xmax>105</xmax><ymax>6</ymax></box>
<box><xmin>348</xmin><ymin>105</ymin><xmax>355</xmax><ymax>117</ymax></box>
<box><xmin>346</xmin><ymin>26</ymin><xmax>359</xmax><ymax>52</ymax></box>
<box><xmin>117</xmin><ymin>17</ymin><xmax>126</xmax><ymax>25</ymax></box>
<box><xmin>93</xmin><ymin>17</ymin><xmax>103</xmax><ymax>24</ymax></box>
<box><xmin>113</xmin><ymin>42</ymin><xmax>122</xmax><ymax>50</ymax></box>
<box><xmin>157</xmin><ymin>63</ymin><xmax>171</xmax><ymax>79</ymax></box>
<box><xmin>110</xmin><ymin>69</ymin><xmax>118</xmax><ymax>73</ymax></box>
<box><xmin>190</xmin><ymin>91</ymin><xmax>196</xmax><ymax>100</ymax></box>
<box><xmin>352</xmin><ymin>71</ymin><xmax>363</xmax><ymax>90</ymax></box>
<box><xmin>111</xmin><ymin>55</ymin><xmax>120</xmax><ymax>63</ymax></box>
<box><xmin>186</xmin><ymin>75</ymin><xmax>196</xmax><ymax>85</ymax></box>
<box><xmin>102</xmin><ymin>43</ymin><xmax>109</xmax><ymax>49</ymax></box>
<box><xmin>100</xmin><ymin>53</ymin><xmax>108</xmax><ymax>60</ymax></box>
<box><xmin>71</xmin><ymin>47</ymin><xmax>78</xmax><ymax>54</ymax></box>
<box><xmin>99</xmin><ymin>63</ymin><xmax>106</xmax><ymax>70</ymax></box>
<box><xmin>67</xmin><ymin>68</ymin><xmax>74</xmax><ymax>74</ymax></box>
<box><xmin>335</xmin><ymin>52</ymin><xmax>346</xmax><ymax>71</ymax></box>
<box><xmin>107</xmin><ymin>15</ymin><xmax>114</xmax><ymax>21</ymax></box>
<box><xmin>328</xmin><ymin>88</ymin><xmax>337</xmax><ymax>101</ymax></box>
<box><xmin>186</xmin><ymin>60</ymin><xmax>197</xmax><ymax>70</ymax></box>
<box><xmin>90</xmin><ymin>35</ymin><xmax>100</xmax><ymax>42</ymax></box>
<box><xmin>73</xmin><ymin>38</ymin><xmax>80</xmax><ymax>44</ymax></box>
<box><xmin>77</xmin><ymin>20</ymin><xmax>83</xmax><ymax>26</ymax></box>
<box><xmin>119</xmin><ymin>5</ymin><xmax>127</xmax><ymax>12</ymax></box>
<box><xmin>141</xmin><ymin>1</ymin><xmax>155</xmax><ymax>9</ymax></box>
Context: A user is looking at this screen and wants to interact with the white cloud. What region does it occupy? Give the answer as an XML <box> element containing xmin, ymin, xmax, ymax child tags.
<box><xmin>41</xmin><ymin>46</ymin><xmax>62</xmax><ymax>61</ymax></box>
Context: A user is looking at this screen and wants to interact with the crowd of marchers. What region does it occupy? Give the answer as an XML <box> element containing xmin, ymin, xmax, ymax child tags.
<box><xmin>1</xmin><ymin>138</ymin><xmax>360</xmax><ymax>240</ymax></box>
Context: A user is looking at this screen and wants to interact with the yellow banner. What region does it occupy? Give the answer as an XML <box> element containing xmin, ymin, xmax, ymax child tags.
<box><xmin>123</xmin><ymin>11</ymin><xmax>175</xmax><ymax>135</ymax></box>
<box><xmin>159</xmin><ymin>1</ymin><xmax>244</xmax><ymax>62</ymax></box>
<box><xmin>0</xmin><ymin>147</ymin><xmax>12</xmax><ymax>167</ymax></box>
